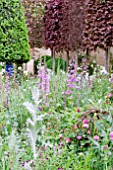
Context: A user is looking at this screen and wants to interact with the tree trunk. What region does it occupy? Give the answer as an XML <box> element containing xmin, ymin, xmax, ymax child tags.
<box><xmin>66</xmin><ymin>51</ymin><xmax>69</xmax><ymax>72</ymax></box>
<box><xmin>52</xmin><ymin>48</ymin><xmax>55</xmax><ymax>72</ymax></box>
<box><xmin>25</xmin><ymin>63</ymin><xmax>27</xmax><ymax>71</ymax></box>
<box><xmin>86</xmin><ymin>48</ymin><xmax>89</xmax><ymax>56</ymax></box>
<box><xmin>105</xmin><ymin>48</ymin><xmax>109</xmax><ymax>71</ymax></box>
<box><xmin>75</xmin><ymin>49</ymin><xmax>78</xmax><ymax>75</ymax></box>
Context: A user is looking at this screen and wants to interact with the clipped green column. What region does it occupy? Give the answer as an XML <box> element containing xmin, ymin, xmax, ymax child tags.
<box><xmin>0</xmin><ymin>0</ymin><xmax>31</xmax><ymax>64</ymax></box>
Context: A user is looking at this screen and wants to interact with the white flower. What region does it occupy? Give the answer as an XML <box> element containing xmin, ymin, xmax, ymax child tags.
<box><xmin>100</xmin><ymin>67</ymin><xmax>108</xmax><ymax>75</ymax></box>
<box><xmin>18</xmin><ymin>66</ymin><xmax>22</xmax><ymax>70</ymax></box>
<box><xmin>79</xmin><ymin>152</ymin><xmax>84</xmax><ymax>156</ymax></box>
<box><xmin>2</xmin><ymin>69</ymin><xmax>5</xmax><ymax>73</ymax></box>
<box><xmin>93</xmin><ymin>60</ymin><xmax>96</xmax><ymax>63</ymax></box>
<box><xmin>24</xmin><ymin>71</ymin><xmax>28</xmax><ymax>75</ymax></box>
<box><xmin>0</xmin><ymin>68</ymin><xmax>5</xmax><ymax>75</ymax></box>
<box><xmin>77</xmin><ymin>67</ymin><xmax>81</xmax><ymax>71</ymax></box>
<box><xmin>98</xmin><ymin>99</ymin><xmax>102</xmax><ymax>104</ymax></box>
<box><xmin>24</xmin><ymin>161</ymin><xmax>33</xmax><ymax>170</ymax></box>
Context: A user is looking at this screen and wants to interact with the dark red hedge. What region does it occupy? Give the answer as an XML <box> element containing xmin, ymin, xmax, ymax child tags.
<box><xmin>83</xmin><ymin>0</ymin><xmax>113</xmax><ymax>50</ymax></box>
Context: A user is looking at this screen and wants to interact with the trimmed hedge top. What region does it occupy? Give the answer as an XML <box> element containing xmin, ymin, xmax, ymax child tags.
<box><xmin>0</xmin><ymin>0</ymin><xmax>31</xmax><ymax>63</ymax></box>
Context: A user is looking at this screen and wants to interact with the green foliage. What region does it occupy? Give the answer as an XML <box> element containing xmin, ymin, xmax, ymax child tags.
<box><xmin>34</xmin><ymin>55</ymin><xmax>51</xmax><ymax>74</ymax></box>
<box><xmin>0</xmin><ymin>65</ymin><xmax>113</xmax><ymax>169</ymax></box>
<box><xmin>34</xmin><ymin>56</ymin><xmax>66</xmax><ymax>74</ymax></box>
<box><xmin>0</xmin><ymin>0</ymin><xmax>31</xmax><ymax>63</ymax></box>
<box><xmin>46</xmin><ymin>58</ymin><xmax>66</xmax><ymax>72</ymax></box>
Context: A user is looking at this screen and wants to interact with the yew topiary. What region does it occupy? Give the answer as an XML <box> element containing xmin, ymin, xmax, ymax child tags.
<box><xmin>0</xmin><ymin>0</ymin><xmax>31</xmax><ymax>64</ymax></box>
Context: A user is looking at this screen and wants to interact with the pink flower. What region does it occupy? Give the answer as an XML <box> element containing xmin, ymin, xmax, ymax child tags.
<box><xmin>60</xmin><ymin>130</ymin><xmax>63</xmax><ymax>133</ymax></box>
<box><xmin>104</xmin><ymin>145</ymin><xmax>108</xmax><ymax>150</ymax></box>
<box><xmin>77</xmin><ymin>108</ymin><xmax>81</xmax><ymax>112</ymax></box>
<box><xmin>94</xmin><ymin>136</ymin><xmax>99</xmax><ymax>141</ymax></box>
<box><xmin>59</xmin><ymin>134</ymin><xmax>62</xmax><ymax>139</ymax></box>
<box><xmin>106</xmin><ymin>100</ymin><xmax>109</xmax><ymax>104</ymax></box>
<box><xmin>46</xmin><ymin>102</ymin><xmax>49</xmax><ymax>107</ymax></box>
<box><xmin>82</xmin><ymin>119</ymin><xmax>89</xmax><ymax>124</ymax></box>
<box><xmin>65</xmin><ymin>138</ymin><xmax>71</xmax><ymax>143</ymax></box>
<box><xmin>87</xmin><ymin>130</ymin><xmax>91</xmax><ymax>134</ymax></box>
<box><xmin>72</xmin><ymin>125</ymin><xmax>77</xmax><ymax>130</ymax></box>
<box><xmin>110</xmin><ymin>136</ymin><xmax>113</xmax><ymax>141</ymax></box>
<box><xmin>110</xmin><ymin>131</ymin><xmax>113</xmax><ymax>137</ymax></box>
<box><xmin>58</xmin><ymin>149</ymin><xmax>61</xmax><ymax>156</ymax></box>
<box><xmin>53</xmin><ymin>146</ymin><xmax>56</xmax><ymax>151</ymax></box>
<box><xmin>77</xmin><ymin>136</ymin><xmax>82</xmax><ymax>140</ymax></box>
<box><xmin>108</xmin><ymin>93</ymin><xmax>112</xmax><ymax>98</ymax></box>
<box><xmin>82</xmin><ymin>123</ymin><xmax>89</xmax><ymax>129</ymax></box>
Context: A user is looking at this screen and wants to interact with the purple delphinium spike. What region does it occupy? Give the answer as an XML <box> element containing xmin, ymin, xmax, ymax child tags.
<box><xmin>37</xmin><ymin>64</ymin><xmax>50</xmax><ymax>100</ymax></box>
<box><xmin>80</xmin><ymin>58</ymin><xmax>88</xmax><ymax>77</ymax></box>
<box><xmin>65</xmin><ymin>56</ymin><xmax>78</xmax><ymax>95</ymax></box>
<box><xmin>88</xmin><ymin>76</ymin><xmax>92</xmax><ymax>88</ymax></box>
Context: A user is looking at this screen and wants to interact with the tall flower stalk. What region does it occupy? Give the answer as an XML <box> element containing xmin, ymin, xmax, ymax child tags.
<box><xmin>4</xmin><ymin>73</ymin><xmax>10</xmax><ymax>109</ymax></box>
<box><xmin>37</xmin><ymin>64</ymin><xmax>50</xmax><ymax>100</ymax></box>
<box><xmin>65</xmin><ymin>57</ymin><xmax>92</xmax><ymax>107</ymax></box>
<box><xmin>65</xmin><ymin>57</ymin><xmax>78</xmax><ymax>95</ymax></box>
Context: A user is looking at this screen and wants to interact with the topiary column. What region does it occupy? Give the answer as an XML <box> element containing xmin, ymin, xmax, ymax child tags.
<box><xmin>0</xmin><ymin>0</ymin><xmax>31</xmax><ymax>65</ymax></box>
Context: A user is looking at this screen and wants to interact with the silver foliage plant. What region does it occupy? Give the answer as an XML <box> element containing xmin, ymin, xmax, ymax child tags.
<box><xmin>23</xmin><ymin>87</ymin><xmax>46</xmax><ymax>160</ymax></box>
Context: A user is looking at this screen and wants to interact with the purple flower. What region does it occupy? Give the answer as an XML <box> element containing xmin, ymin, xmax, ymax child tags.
<box><xmin>46</xmin><ymin>102</ymin><xmax>49</xmax><ymax>107</ymax></box>
<box><xmin>67</xmin><ymin>83</ymin><xmax>75</xmax><ymax>88</ymax></box>
<box><xmin>37</xmin><ymin>65</ymin><xmax>50</xmax><ymax>99</ymax></box>
<box><xmin>109</xmin><ymin>74</ymin><xmax>113</xmax><ymax>82</ymax></box>
<box><xmin>65</xmin><ymin>89</ymin><xmax>71</xmax><ymax>95</ymax></box>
